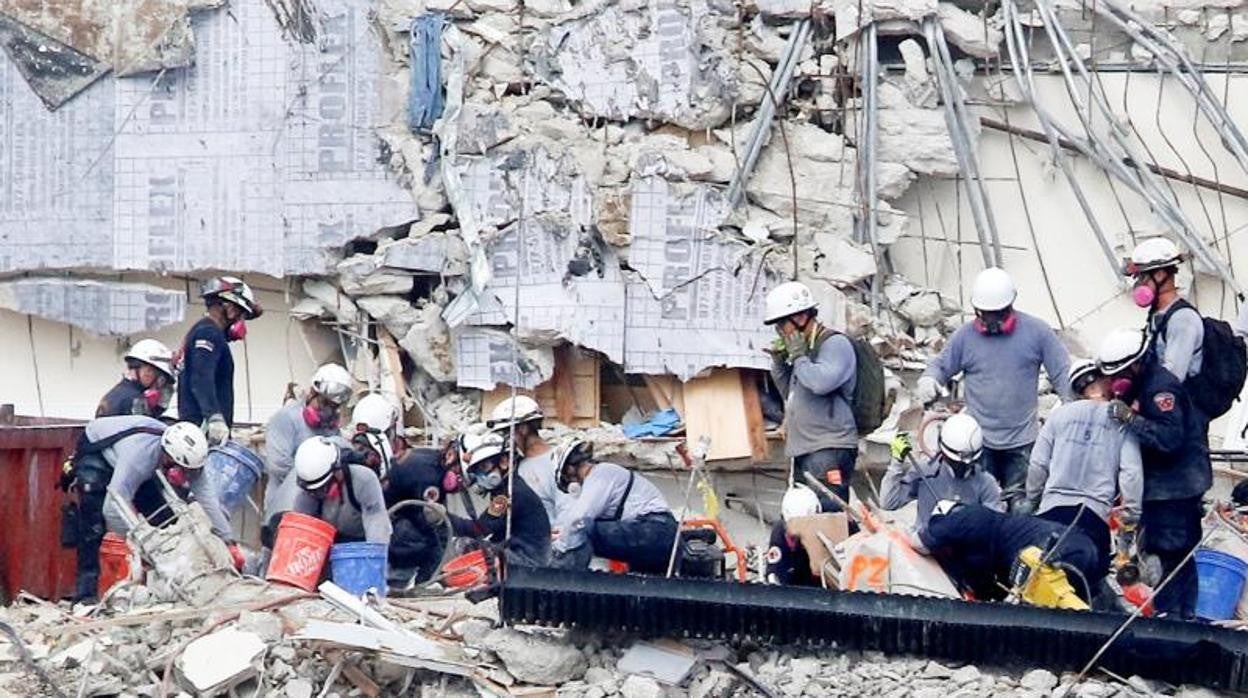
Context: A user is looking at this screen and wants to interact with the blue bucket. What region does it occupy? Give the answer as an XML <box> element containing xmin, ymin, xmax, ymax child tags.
<box><xmin>330</xmin><ymin>542</ymin><xmax>389</xmax><ymax>596</ymax></box>
<box><xmin>1195</xmin><ymin>549</ymin><xmax>1248</xmax><ymax>621</ymax></box>
<box><xmin>204</xmin><ymin>441</ymin><xmax>263</xmax><ymax>515</ymax></box>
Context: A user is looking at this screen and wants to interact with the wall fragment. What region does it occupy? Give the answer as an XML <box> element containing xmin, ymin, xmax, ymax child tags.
<box><xmin>0</xmin><ymin>278</ymin><xmax>186</xmax><ymax>336</ymax></box>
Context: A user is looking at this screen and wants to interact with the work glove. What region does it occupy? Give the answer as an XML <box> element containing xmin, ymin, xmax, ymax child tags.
<box><xmin>766</xmin><ymin>337</ymin><xmax>787</xmax><ymax>359</ymax></box>
<box><xmin>782</xmin><ymin>330</ymin><xmax>808</xmax><ymax>361</ymax></box>
<box><xmin>890</xmin><ymin>433</ymin><xmax>913</xmax><ymax>462</ymax></box>
<box><xmin>204</xmin><ymin>414</ymin><xmax>230</xmax><ymax>447</ymax></box>
<box><xmin>487</xmin><ymin>495</ymin><xmax>510</xmax><ymax>518</ymax></box>
<box><xmin>914</xmin><ymin>376</ymin><xmax>942</xmax><ymax>406</ymax></box>
<box><xmin>1114</xmin><ymin>523</ymin><xmax>1137</xmax><ymax>562</ymax></box>
<box><xmin>226</xmin><ymin>543</ymin><xmax>245</xmax><ymax>572</ymax></box>
<box><xmin>1107</xmin><ymin>399</ymin><xmax>1135</xmax><ymax>425</ymax></box>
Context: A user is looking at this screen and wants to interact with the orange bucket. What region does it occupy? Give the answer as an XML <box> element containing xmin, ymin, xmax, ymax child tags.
<box><xmin>266</xmin><ymin>512</ymin><xmax>336</xmax><ymax>591</ymax></box>
<box><xmin>98</xmin><ymin>533</ymin><xmax>136</xmax><ymax>596</ymax></box>
<box><xmin>443</xmin><ymin>550</ymin><xmax>490</xmax><ymax>588</ymax></box>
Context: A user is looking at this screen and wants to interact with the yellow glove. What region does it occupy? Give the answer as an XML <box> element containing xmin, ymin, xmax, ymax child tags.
<box><xmin>890</xmin><ymin>433</ymin><xmax>913</xmax><ymax>461</ymax></box>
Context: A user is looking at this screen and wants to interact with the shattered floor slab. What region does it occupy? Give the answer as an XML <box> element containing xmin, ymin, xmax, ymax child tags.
<box><xmin>0</xmin><ymin>278</ymin><xmax>186</xmax><ymax>335</ymax></box>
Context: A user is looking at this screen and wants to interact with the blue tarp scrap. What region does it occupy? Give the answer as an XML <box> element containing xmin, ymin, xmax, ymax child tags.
<box><xmin>621</xmin><ymin>408</ymin><xmax>683</xmax><ymax>438</ymax></box>
<box><xmin>408</xmin><ymin>14</ymin><xmax>445</xmax><ymax>133</ymax></box>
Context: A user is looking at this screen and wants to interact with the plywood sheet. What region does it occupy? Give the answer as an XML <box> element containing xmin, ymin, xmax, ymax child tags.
<box><xmin>682</xmin><ymin>368</ymin><xmax>752</xmax><ymax>461</ymax></box>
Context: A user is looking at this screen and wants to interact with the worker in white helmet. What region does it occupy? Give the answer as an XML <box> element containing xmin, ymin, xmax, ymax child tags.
<box><xmin>763</xmin><ymin>485</ymin><xmax>823</xmax><ymax>586</ymax></box>
<box><xmin>488</xmin><ymin>396</ymin><xmax>563</xmax><ymax>523</ymax></box>
<box><xmin>68</xmin><ymin>416</ymin><xmax>236</xmax><ymax>600</ymax></box>
<box><xmin>880</xmin><ymin>413</ymin><xmax>1002</xmax><ymax>537</ymax></box>
<box><xmin>179</xmin><ymin>276</ymin><xmax>263</xmax><ymax>446</ymax></box>
<box><xmin>915</xmin><ymin>267</ymin><xmax>1072</xmax><ymax>512</ymax></box>
<box><xmin>265</xmin><ymin>436</ymin><xmax>393</xmax><ymax>547</ymax></box>
<box><xmin>262</xmin><ymin>363</ymin><xmax>353</xmax><ymax>513</ymax></box>
<box><xmin>96</xmin><ymin>339</ymin><xmax>177</xmax><ymax>419</ymax></box>
<box><xmin>1026</xmin><ymin>359</ymin><xmax>1144</xmax><ymax>578</ymax></box>
<box><xmin>763</xmin><ymin>280</ymin><xmax>859</xmax><ymax>514</ymax></box>
<box><xmin>1125</xmin><ymin>238</ymin><xmax>1205</xmax><ymax>383</ymax></box>
<box><xmin>1097</xmin><ymin>327</ymin><xmax>1208</xmax><ymax>619</ymax></box>
<box><xmin>448</xmin><ymin>431</ymin><xmax>551</xmax><ymax>568</ymax></box>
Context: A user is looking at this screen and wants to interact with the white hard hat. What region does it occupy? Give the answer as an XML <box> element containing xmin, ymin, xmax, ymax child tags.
<box><xmin>552</xmin><ymin>437</ymin><xmax>594</xmax><ymax>492</ymax></box>
<box><xmin>1069</xmin><ymin>358</ymin><xmax>1100</xmax><ymax>395</ymax></box>
<box><xmin>125</xmin><ymin>338</ymin><xmax>174</xmax><ymax>381</ymax></box>
<box><xmin>1128</xmin><ymin>238</ymin><xmax>1184</xmax><ymax>275</ymax></box>
<box><xmin>463</xmin><ymin>431</ymin><xmax>506</xmax><ymax>470</ymax></box>
<box><xmin>352</xmin><ymin>393</ymin><xmax>398</xmax><ymax>433</ymax></box>
<box><xmin>1096</xmin><ymin>327</ymin><xmax>1150</xmax><ymax>376</ymax></box>
<box><xmin>201</xmin><ymin>276</ymin><xmax>263</xmax><ymax>319</ymax></box>
<box><xmin>764</xmin><ymin>281</ymin><xmax>817</xmax><ymax>325</ymax></box>
<box><xmin>488</xmin><ymin>395</ymin><xmax>543</xmax><ymax>431</ymax></box>
<box><xmin>295</xmin><ymin>436</ymin><xmax>341</xmax><ymax>490</ymax></box>
<box><xmin>359</xmin><ymin>430</ymin><xmax>394</xmax><ymax>479</ymax></box>
<box><xmin>970</xmin><ymin>267</ymin><xmax>1017</xmax><ymax>312</ymax></box>
<box><xmin>311</xmin><ymin>363</ymin><xmax>353</xmax><ymax>406</ymax></box>
<box><xmin>161</xmin><ymin>422</ymin><xmax>209</xmax><ymax>469</ymax></box>
<box><xmin>938</xmin><ymin>413</ymin><xmax>984</xmax><ymax>464</ymax></box>
<box><xmin>781</xmin><ymin>485</ymin><xmax>821</xmax><ymax>520</ymax></box>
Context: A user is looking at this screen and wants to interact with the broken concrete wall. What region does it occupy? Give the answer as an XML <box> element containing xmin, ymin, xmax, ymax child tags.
<box><xmin>0</xmin><ymin>278</ymin><xmax>185</xmax><ymax>336</ymax></box>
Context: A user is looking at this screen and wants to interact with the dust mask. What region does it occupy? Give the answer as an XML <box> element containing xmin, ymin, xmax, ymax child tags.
<box><xmin>1132</xmin><ymin>285</ymin><xmax>1156</xmax><ymax>308</ymax></box>
<box><xmin>442</xmin><ymin>470</ymin><xmax>462</xmax><ymax>493</ymax></box>
<box><xmin>227</xmin><ymin>319</ymin><xmax>248</xmax><ymax>342</ymax></box>
<box><xmin>165</xmin><ymin>466</ymin><xmax>189</xmax><ymax>490</ymax></box>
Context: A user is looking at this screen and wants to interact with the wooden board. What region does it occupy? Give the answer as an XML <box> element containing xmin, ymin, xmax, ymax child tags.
<box><xmin>682</xmin><ymin>368</ymin><xmax>755</xmax><ymax>462</ymax></box>
<box><xmin>739</xmin><ymin>370</ymin><xmax>768</xmax><ymax>463</ymax></box>
<box><xmin>643</xmin><ymin>375</ymin><xmax>685</xmax><ymax>416</ymax></box>
<box><xmin>482</xmin><ymin>345</ymin><xmax>600</xmax><ymax>428</ymax></box>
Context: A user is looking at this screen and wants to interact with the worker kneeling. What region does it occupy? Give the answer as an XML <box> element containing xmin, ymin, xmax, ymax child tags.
<box><xmin>550</xmin><ymin>439</ymin><xmax>677</xmax><ymax>574</ymax></box>
<box><xmin>449</xmin><ymin>431</ymin><xmax>551</xmax><ymax>568</ymax></box>
<box><xmin>918</xmin><ymin>503</ymin><xmax>1100</xmax><ymax>609</ymax></box>
<box><xmin>765</xmin><ymin>485</ymin><xmax>842</xmax><ymax>586</ymax></box>
<box><xmin>265</xmin><ymin>436</ymin><xmax>393</xmax><ymax>548</ymax></box>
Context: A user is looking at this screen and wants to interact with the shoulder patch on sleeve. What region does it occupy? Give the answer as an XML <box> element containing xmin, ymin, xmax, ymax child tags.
<box><xmin>1153</xmin><ymin>392</ymin><xmax>1176</xmax><ymax>412</ymax></box>
<box><xmin>765</xmin><ymin>545</ymin><xmax>783</xmax><ymax>565</ymax></box>
<box><xmin>193</xmin><ymin>339</ymin><xmax>215</xmax><ymax>353</ymax></box>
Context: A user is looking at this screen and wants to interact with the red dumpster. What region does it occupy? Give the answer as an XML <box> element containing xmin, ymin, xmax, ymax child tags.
<box><xmin>0</xmin><ymin>418</ymin><xmax>83</xmax><ymax>601</ymax></box>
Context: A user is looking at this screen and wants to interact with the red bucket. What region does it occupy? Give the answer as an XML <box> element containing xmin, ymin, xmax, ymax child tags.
<box><xmin>266</xmin><ymin>512</ymin><xmax>336</xmax><ymax>591</ymax></box>
<box><xmin>98</xmin><ymin>533</ymin><xmax>135</xmax><ymax>597</ymax></box>
<box><xmin>443</xmin><ymin>550</ymin><xmax>490</xmax><ymax>588</ymax></box>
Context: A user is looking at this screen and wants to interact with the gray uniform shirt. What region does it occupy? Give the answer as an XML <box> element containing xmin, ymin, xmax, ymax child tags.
<box><xmin>552</xmin><ymin>462</ymin><xmax>670</xmax><ymax>554</ymax></box>
<box><xmin>1150</xmin><ymin>303</ymin><xmax>1203</xmax><ymax>381</ymax></box>
<box><xmin>517</xmin><ymin>450</ymin><xmax>565</xmax><ymax>523</ymax></box>
<box><xmin>1026</xmin><ymin>400</ymin><xmax>1144</xmax><ymax>525</ymax></box>
<box><xmin>771</xmin><ymin>332</ymin><xmax>858</xmax><ymax>456</ymax></box>
<box><xmin>268</xmin><ymin>464</ymin><xmax>393</xmax><ymax>544</ymax></box>
<box><xmin>90</xmin><ymin>415</ymin><xmax>232</xmax><ymax>539</ymax></box>
<box><xmin>263</xmin><ymin>400</ymin><xmax>342</xmax><ymax>513</ymax></box>
<box><xmin>880</xmin><ymin>455</ymin><xmax>1002</xmax><ymax>535</ymax></box>
<box><xmin>923</xmin><ymin>311</ymin><xmax>1072</xmax><ymax>450</ymax></box>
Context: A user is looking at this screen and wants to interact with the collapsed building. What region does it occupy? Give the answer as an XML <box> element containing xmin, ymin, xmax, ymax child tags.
<box><xmin>4</xmin><ymin>0</ymin><xmax>1248</xmax><ymax>694</ymax></box>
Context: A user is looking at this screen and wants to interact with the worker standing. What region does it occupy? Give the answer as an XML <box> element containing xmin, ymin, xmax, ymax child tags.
<box><xmin>550</xmin><ymin>439</ymin><xmax>677</xmax><ymax>574</ymax></box>
<box><xmin>266</xmin><ymin>436</ymin><xmax>392</xmax><ymax>545</ymax></box>
<box><xmin>178</xmin><ymin>276</ymin><xmax>263</xmax><ymax>446</ymax></box>
<box><xmin>488</xmin><ymin>396</ymin><xmax>562</xmax><ymax>523</ymax></box>
<box><xmin>450</xmin><ymin>432</ymin><xmax>551</xmax><ymax>568</ymax></box>
<box><xmin>764</xmin><ymin>281</ymin><xmax>858</xmax><ymax>513</ymax></box>
<box><xmin>1026</xmin><ymin>359</ymin><xmax>1144</xmax><ymax>576</ymax></box>
<box><xmin>263</xmin><ymin>363</ymin><xmax>354</xmax><ymax>512</ymax></box>
<box><xmin>69</xmin><ymin>416</ymin><xmax>236</xmax><ymax>600</ymax></box>
<box><xmin>1126</xmin><ymin>239</ymin><xmax>1202</xmax><ymax>383</ymax></box>
<box><xmin>915</xmin><ymin>267</ymin><xmax>1072</xmax><ymax>512</ymax></box>
<box><xmin>1097</xmin><ymin>327</ymin><xmax>1209</xmax><ymax>619</ymax></box>
<box><xmin>880</xmin><ymin>413</ymin><xmax>1002</xmax><ymax>536</ymax></box>
<box><xmin>96</xmin><ymin>339</ymin><xmax>176</xmax><ymax>418</ymax></box>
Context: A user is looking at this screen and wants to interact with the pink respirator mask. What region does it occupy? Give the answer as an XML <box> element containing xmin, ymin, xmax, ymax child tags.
<box><xmin>226</xmin><ymin>320</ymin><xmax>248</xmax><ymax>342</ymax></box>
<box><xmin>303</xmin><ymin>404</ymin><xmax>340</xmax><ymax>430</ymax></box>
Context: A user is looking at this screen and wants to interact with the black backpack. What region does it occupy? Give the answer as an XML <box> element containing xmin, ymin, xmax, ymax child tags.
<box><xmin>1154</xmin><ymin>299</ymin><xmax>1247</xmax><ymax>419</ymax></box>
<box><xmin>815</xmin><ymin>329</ymin><xmax>889</xmax><ymax>435</ymax></box>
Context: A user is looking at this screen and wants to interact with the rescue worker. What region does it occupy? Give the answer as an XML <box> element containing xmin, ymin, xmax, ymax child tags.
<box><xmin>880</xmin><ymin>412</ymin><xmax>1002</xmax><ymax>536</ymax></box>
<box><xmin>488</xmin><ymin>396</ymin><xmax>561</xmax><ymax>523</ymax></box>
<box><xmin>550</xmin><ymin>439</ymin><xmax>677</xmax><ymax>574</ymax></box>
<box><xmin>1126</xmin><ymin>238</ymin><xmax>1203</xmax><ymax>383</ymax></box>
<box><xmin>263</xmin><ymin>363</ymin><xmax>353</xmax><ymax>512</ymax></box>
<box><xmin>265</xmin><ymin>436</ymin><xmax>392</xmax><ymax>546</ymax></box>
<box><xmin>764</xmin><ymin>485</ymin><xmax>823</xmax><ymax>587</ymax></box>
<box><xmin>96</xmin><ymin>339</ymin><xmax>176</xmax><ymax>418</ymax></box>
<box><xmin>918</xmin><ymin>503</ymin><xmax>1101</xmax><ymax>604</ymax></box>
<box><xmin>72</xmin><ymin>417</ymin><xmax>236</xmax><ymax>600</ymax></box>
<box><xmin>764</xmin><ymin>281</ymin><xmax>858</xmax><ymax>513</ymax></box>
<box><xmin>915</xmin><ymin>267</ymin><xmax>1072</xmax><ymax>512</ymax></box>
<box><xmin>179</xmin><ymin>276</ymin><xmax>263</xmax><ymax>446</ymax></box>
<box><xmin>1026</xmin><ymin>359</ymin><xmax>1144</xmax><ymax>576</ymax></box>
<box><xmin>1097</xmin><ymin>327</ymin><xmax>1209</xmax><ymax>619</ymax></box>
<box><xmin>449</xmin><ymin>432</ymin><xmax>551</xmax><ymax>568</ymax></box>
